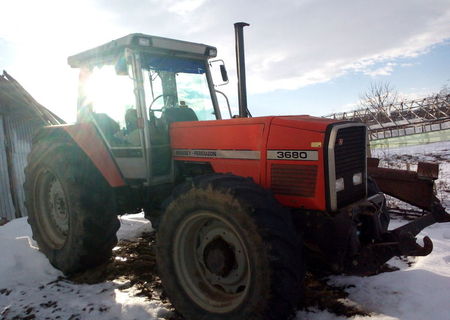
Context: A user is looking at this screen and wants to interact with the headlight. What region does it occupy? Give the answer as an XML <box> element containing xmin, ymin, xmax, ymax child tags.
<box><xmin>353</xmin><ymin>172</ymin><xmax>363</xmax><ymax>185</ymax></box>
<box><xmin>336</xmin><ymin>177</ymin><xmax>345</xmax><ymax>192</ymax></box>
<box><xmin>206</xmin><ymin>47</ymin><xmax>217</xmax><ymax>57</ymax></box>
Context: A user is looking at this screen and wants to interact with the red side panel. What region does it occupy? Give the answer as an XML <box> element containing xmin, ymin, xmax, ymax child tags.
<box><xmin>170</xmin><ymin>115</ymin><xmax>337</xmax><ymax>211</ymax></box>
<box><xmin>170</xmin><ymin>117</ymin><xmax>272</xmax><ymax>184</ymax></box>
<box><xmin>266</xmin><ymin>124</ymin><xmax>327</xmax><ymax>211</ymax></box>
<box><xmin>266</xmin><ymin>117</ymin><xmax>338</xmax><ymax>210</ymax></box>
<box><xmin>61</xmin><ymin>123</ymin><xmax>126</xmax><ymax>187</ymax></box>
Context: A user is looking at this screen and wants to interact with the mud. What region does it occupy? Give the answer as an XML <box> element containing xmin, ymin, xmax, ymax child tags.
<box><xmin>300</xmin><ymin>273</ymin><xmax>369</xmax><ymax>317</ymax></box>
<box><xmin>66</xmin><ymin>231</ymin><xmax>388</xmax><ymax>319</ymax></box>
<box><xmin>68</xmin><ymin>232</ymin><xmax>183</xmax><ymax>319</ymax></box>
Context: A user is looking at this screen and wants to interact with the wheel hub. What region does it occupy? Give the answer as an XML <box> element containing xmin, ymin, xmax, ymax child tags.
<box><xmin>35</xmin><ymin>169</ymin><xmax>69</xmax><ymax>249</ymax></box>
<box><xmin>203</xmin><ymin>238</ymin><xmax>236</xmax><ymax>277</ymax></box>
<box><xmin>48</xmin><ymin>177</ymin><xmax>69</xmax><ymax>234</ymax></box>
<box><xmin>196</xmin><ymin>222</ymin><xmax>248</xmax><ymax>294</ymax></box>
<box><xmin>173</xmin><ymin>211</ymin><xmax>251</xmax><ymax>313</ymax></box>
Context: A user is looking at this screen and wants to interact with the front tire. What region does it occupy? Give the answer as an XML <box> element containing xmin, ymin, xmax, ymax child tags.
<box><xmin>157</xmin><ymin>174</ymin><xmax>304</xmax><ymax>320</ymax></box>
<box><xmin>25</xmin><ymin>140</ymin><xmax>120</xmax><ymax>274</ymax></box>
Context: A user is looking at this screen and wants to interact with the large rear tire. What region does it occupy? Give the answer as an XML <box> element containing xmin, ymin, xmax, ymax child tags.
<box><xmin>25</xmin><ymin>140</ymin><xmax>120</xmax><ymax>274</ymax></box>
<box><xmin>157</xmin><ymin>174</ymin><xmax>304</xmax><ymax>320</ymax></box>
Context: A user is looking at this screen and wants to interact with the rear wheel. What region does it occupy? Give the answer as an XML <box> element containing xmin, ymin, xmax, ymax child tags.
<box><xmin>25</xmin><ymin>139</ymin><xmax>120</xmax><ymax>274</ymax></box>
<box><xmin>157</xmin><ymin>174</ymin><xmax>304</xmax><ymax>320</ymax></box>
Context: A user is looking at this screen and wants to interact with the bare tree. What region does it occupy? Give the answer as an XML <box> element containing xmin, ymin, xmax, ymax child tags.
<box><xmin>359</xmin><ymin>82</ymin><xmax>399</xmax><ymax>112</ymax></box>
<box><xmin>438</xmin><ymin>83</ymin><xmax>449</xmax><ymax>95</ymax></box>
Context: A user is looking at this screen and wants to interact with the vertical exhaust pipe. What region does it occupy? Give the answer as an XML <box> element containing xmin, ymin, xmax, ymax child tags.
<box><xmin>234</xmin><ymin>22</ymin><xmax>250</xmax><ymax>118</ymax></box>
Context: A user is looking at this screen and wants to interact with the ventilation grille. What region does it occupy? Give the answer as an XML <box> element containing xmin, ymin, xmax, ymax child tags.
<box><xmin>271</xmin><ymin>164</ymin><xmax>318</xmax><ymax>197</ymax></box>
<box><xmin>334</xmin><ymin>126</ymin><xmax>366</xmax><ymax>208</ymax></box>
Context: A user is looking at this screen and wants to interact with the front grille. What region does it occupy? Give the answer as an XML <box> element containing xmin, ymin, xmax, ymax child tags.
<box><xmin>334</xmin><ymin>126</ymin><xmax>366</xmax><ymax>208</ymax></box>
<box><xmin>271</xmin><ymin>164</ymin><xmax>318</xmax><ymax>197</ymax></box>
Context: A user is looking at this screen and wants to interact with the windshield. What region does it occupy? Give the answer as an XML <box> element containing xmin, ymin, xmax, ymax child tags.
<box><xmin>141</xmin><ymin>54</ymin><xmax>216</xmax><ymax>121</ymax></box>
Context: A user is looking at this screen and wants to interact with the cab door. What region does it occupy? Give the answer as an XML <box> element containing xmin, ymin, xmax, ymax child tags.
<box><xmin>77</xmin><ymin>64</ymin><xmax>147</xmax><ymax>181</ymax></box>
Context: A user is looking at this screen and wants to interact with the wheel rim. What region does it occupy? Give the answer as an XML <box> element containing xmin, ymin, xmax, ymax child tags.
<box><xmin>173</xmin><ymin>210</ymin><xmax>251</xmax><ymax>313</ymax></box>
<box><xmin>34</xmin><ymin>168</ymin><xmax>69</xmax><ymax>249</ymax></box>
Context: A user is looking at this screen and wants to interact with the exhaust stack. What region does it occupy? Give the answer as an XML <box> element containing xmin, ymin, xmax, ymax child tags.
<box><xmin>234</xmin><ymin>22</ymin><xmax>250</xmax><ymax>118</ymax></box>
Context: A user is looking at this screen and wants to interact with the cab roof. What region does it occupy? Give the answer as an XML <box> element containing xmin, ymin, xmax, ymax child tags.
<box><xmin>68</xmin><ymin>33</ymin><xmax>217</xmax><ymax>68</ymax></box>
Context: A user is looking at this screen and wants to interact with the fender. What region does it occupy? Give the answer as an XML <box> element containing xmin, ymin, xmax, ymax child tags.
<box><xmin>36</xmin><ymin>123</ymin><xmax>126</xmax><ymax>187</ymax></box>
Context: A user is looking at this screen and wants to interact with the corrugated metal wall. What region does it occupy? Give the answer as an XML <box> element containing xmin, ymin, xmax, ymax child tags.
<box><xmin>0</xmin><ymin>113</ymin><xmax>43</xmax><ymax>220</ymax></box>
<box><xmin>0</xmin><ymin>114</ymin><xmax>16</xmax><ymax>220</ymax></box>
<box><xmin>1</xmin><ymin>72</ymin><xmax>56</xmax><ymax>221</ymax></box>
<box><xmin>5</xmin><ymin>114</ymin><xmax>43</xmax><ymax>218</ymax></box>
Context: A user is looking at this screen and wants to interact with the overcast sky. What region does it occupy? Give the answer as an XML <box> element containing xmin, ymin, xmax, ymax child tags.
<box><xmin>1</xmin><ymin>0</ymin><xmax>449</xmax><ymax>121</ymax></box>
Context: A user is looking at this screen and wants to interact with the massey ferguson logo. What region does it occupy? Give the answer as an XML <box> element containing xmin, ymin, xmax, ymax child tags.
<box><xmin>337</xmin><ymin>138</ymin><xmax>344</xmax><ymax>146</ymax></box>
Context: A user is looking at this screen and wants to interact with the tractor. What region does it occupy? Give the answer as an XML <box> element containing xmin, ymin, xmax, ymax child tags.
<box><xmin>25</xmin><ymin>23</ymin><xmax>450</xmax><ymax>320</ymax></box>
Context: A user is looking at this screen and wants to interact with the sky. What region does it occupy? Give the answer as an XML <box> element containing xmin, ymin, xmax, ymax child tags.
<box><xmin>0</xmin><ymin>0</ymin><xmax>449</xmax><ymax>122</ymax></box>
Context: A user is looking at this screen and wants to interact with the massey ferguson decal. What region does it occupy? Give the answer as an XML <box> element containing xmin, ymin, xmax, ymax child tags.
<box><xmin>173</xmin><ymin>149</ymin><xmax>260</xmax><ymax>159</ymax></box>
<box><xmin>175</xmin><ymin>150</ymin><xmax>217</xmax><ymax>157</ymax></box>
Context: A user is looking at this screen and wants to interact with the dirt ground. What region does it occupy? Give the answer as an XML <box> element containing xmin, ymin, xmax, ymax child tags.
<box><xmin>67</xmin><ymin>231</ymin><xmax>387</xmax><ymax>319</ymax></box>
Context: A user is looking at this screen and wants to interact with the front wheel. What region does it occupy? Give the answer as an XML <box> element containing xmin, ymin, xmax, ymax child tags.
<box><xmin>157</xmin><ymin>174</ymin><xmax>304</xmax><ymax>320</ymax></box>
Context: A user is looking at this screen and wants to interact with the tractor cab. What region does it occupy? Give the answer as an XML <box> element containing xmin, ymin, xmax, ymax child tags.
<box><xmin>68</xmin><ymin>34</ymin><xmax>221</xmax><ymax>184</ymax></box>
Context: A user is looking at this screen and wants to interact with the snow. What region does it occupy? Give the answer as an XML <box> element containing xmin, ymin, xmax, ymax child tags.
<box><xmin>1</xmin><ymin>142</ymin><xmax>449</xmax><ymax>320</ymax></box>
<box><xmin>0</xmin><ymin>214</ymin><xmax>171</xmax><ymax>320</ymax></box>
<box><xmin>318</xmin><ymin>222</ymin><xmax>450</xmax><ymax>320</ymax></box>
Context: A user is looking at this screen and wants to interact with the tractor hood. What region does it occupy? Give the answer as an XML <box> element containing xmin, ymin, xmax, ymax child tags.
<box><xmin>270</xmin><ymin>115</ymin><xmax>340</xmax><ymax>132</ymax></box>
<box><xmin>170</xmin><ymin>115</ymin><xmax>340</xmax><ymax>134</ymax></box>
<box><xmin>169</xmin><ymin>115</ymin><xmax>343</xmax><ymax>152</ymax></box>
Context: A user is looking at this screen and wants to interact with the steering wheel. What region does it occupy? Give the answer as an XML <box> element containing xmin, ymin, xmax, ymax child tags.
<box><xmin>149</xmin><ymin>94</ymin><xmax>178</xmax><ymax>112</ymax></box>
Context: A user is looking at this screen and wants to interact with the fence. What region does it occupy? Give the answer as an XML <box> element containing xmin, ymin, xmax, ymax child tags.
<box><xmin>325</xmin><ymin>94</ymin><xmax>450</xmax><ymax>142</ymax></box>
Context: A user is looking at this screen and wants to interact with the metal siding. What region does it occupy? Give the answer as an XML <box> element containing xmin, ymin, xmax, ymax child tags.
<box><xmin>0</xmin><ymin>114</ymin><xmax>16</xmax><ymax>220</ymax></box>
<box><xmin>6</xmin><ymin>115</ymin><xmax>43</xmax><ymax>217</ymax></box>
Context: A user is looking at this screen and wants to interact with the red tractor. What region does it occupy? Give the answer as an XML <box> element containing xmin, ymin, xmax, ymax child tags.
<box><xmin>25</xmin><ymin>23</ymin><xmax>449</xmax><ymax>320</ymax></box>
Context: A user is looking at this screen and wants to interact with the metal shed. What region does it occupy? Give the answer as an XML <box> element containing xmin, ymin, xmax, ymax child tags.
<box><xmin>0</xmin><ymin>71</ymin><xmax>64</xmax><ymax>222</ymax></box>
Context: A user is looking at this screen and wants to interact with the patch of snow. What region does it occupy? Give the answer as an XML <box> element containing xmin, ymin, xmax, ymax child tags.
<box><xmin>0</xmin><ymin>214</ymin><xmax>168</xmax><ymax>320</ymax></box>
<box><xmin>329</xmin><ymin>221</ymin><xmax>450</xmax><ymax>320</ymax></box>
<box><xmin>0</xmin><ymin>219</ymin><xmax>62</xmax><ymax>289</ymax></box>
<box><xmin>443</xmin><ymin>230</ymin><xmax>450</xmax><ymax>240</ymax></box>
<box><xmin>117</xmin><ymin>212</ymin><xmax>153</xmax><ymax>240</ymax></box>
<box><xmin>371</xmin><ymin>141</ymin><xmax>450</xmax><ymax>158</ymax></box>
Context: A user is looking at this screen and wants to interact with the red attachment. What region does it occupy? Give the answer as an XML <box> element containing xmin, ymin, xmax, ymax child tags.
<box><xmin>367</xmin><ymin>157</ymin><xmax>438</xmax><ymax>211</ymax></box>
<box><xmin>417</xmin><ymin>162</ymin><xmax>439</xmax><ymax>180</ymax></box>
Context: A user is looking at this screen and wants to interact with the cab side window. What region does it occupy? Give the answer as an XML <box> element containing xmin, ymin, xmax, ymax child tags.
<box><xmin>79</xmin><ymin>65</ymin><xmax>141</xmax><ymax>147</ymax></box>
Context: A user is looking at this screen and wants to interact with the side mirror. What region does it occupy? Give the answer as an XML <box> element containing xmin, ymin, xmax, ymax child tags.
<box><xmin>210</xmin><ymin>59</ymin><xmax>229</xmax><ymax>86</ymax></box>
<box><xmin>220</xmin><ymin>64</ymin><xmax>228</xmax><ymax>82</ymax></box>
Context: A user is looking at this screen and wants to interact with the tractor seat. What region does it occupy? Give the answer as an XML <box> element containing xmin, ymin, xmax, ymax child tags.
<box><xmin>161</xmin><ymin>107</ymin><xmax>198</xmax><ymax>124</ymax></box>
<box><xmin>149</xmin><ymin>107</ymin><xmax>198</xmax><ymax>176</ymax></box>
<box><xmin>149</xmin><ymin>107</ymin><xmax>198</xmax><ymax>146</ymax></box>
